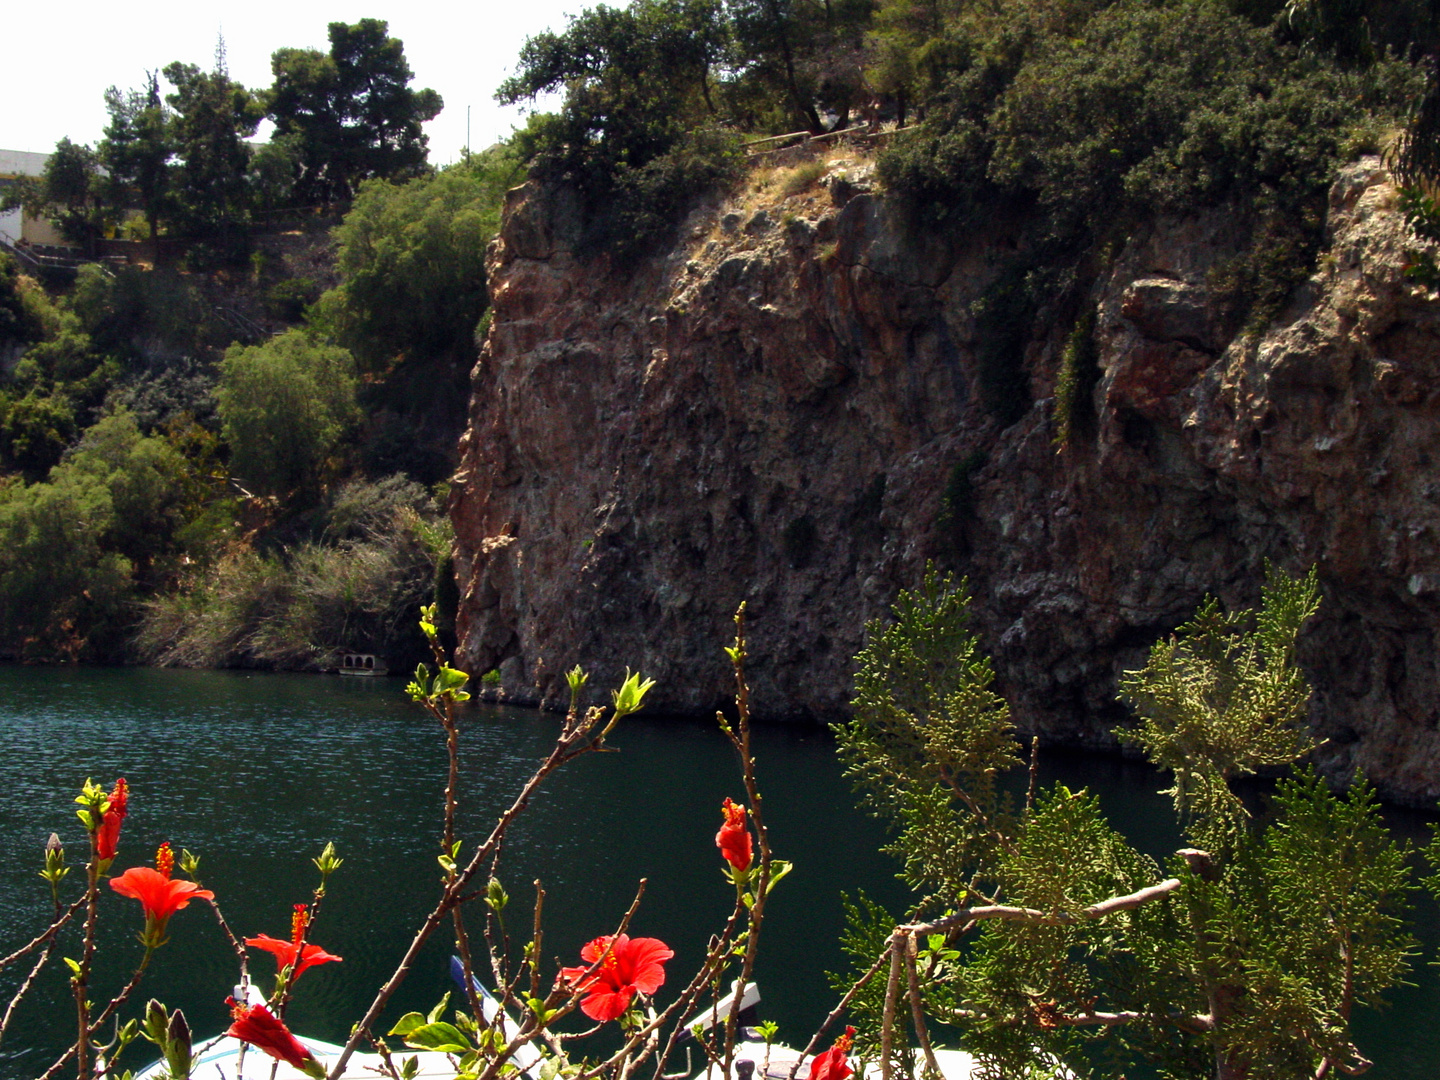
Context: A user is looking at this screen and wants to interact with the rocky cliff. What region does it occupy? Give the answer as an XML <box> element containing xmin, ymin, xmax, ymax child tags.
<box><xmin>452</xmin><ymin>153</ymin><xmax>1440</xmax><ymax>805</ymax></box>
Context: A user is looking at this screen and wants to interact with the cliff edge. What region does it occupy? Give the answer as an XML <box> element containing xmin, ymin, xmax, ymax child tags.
<box><xmin>453</xmin><ymin>154</ymin><xmax>1440</xmax><ymax>805</ymax></box>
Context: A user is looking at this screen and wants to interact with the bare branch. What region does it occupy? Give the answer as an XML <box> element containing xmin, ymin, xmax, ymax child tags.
<box><xmin>903</xmin><ymin>876</ymin><xmax>1185</xmax><ymax>936</ymax></box>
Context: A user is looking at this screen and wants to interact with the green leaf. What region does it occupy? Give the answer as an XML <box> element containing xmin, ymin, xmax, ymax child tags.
<box><xmin>401</xmin><ymin>1021</ymin><xmax>475</xmax><ymax>1054</ymax></box>
<box><xmin>426</xmin><ymin>992</ymin><xmax>451</xmax><ymax>1026</ymax></box>
<box><xmin>437</xmin><ymin>665</ymin><xmax>470</xmax><ymax>695</ymax></box>
<box><xmin>611</xmin><ymin>669</ymin><xmax>656</xmax><ymax>718</ymax></box>
<box><xmin>388</xmin><ymin>1012</ymin><xmax>427</xmax><ymax>1038</ymax></box>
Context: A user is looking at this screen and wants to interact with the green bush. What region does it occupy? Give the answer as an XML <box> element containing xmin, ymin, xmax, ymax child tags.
<box><xmin>599</xmin><ymin>129</ymin><xmax>745</xmax><ymax>261</ymax></box>
<box><xmin>0</xmin><ymin>465</ymin><xmax>132</xmax><ymax>658</ymax></box>
<box><xmin>882</xmin><ymin>1</ymin><xmax>1417</xmax><ymax>242</ymax></box>
<box><xmin>312</xmin><ymin>149</ymin><xmax>520</xmax><ymax>372</ymax></box>
<box><xmin>68</xmin><ymin>264</ymin><xmax>229</xmax><ymax>363</ymax></box>
<box><xmin>1053</xmin><ymin>306</ymin><xmax>1099</xmax><ymax>448</ymax></box>
<box><xmin>61</xmin><ymin>411</ymin><xmax>194</xmax><ymax>574</ymax></box>
<box><xmin>0</xmin><ymin>390</ymin><xmax>80</xmax><ymax>480</ymax></box>
<box><xmin>264</xmin><ymin>277</ymin><xmax>320</xmax><ymax>322</ymax></box>
<box><xmin>216</xmin><ymin>329</ymin><xmax>359</xmax><ymax>498</ymax></box>
<box><xmin>0</xmin><ymin>253</ymin><xmax>57</xmax><ymax>348</ymax></box>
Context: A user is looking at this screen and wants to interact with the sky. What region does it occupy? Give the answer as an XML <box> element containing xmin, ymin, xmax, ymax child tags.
<box><xmin>1</xmin><ymin>0</ymin><xmax>579</xmax><ymax>164</ymax></box>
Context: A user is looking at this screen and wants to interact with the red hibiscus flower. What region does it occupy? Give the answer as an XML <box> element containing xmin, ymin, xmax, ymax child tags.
<box><xmin>246</xmin><ymin>935</ymin><xmax>343</xmax><ymax>984</ymax></box>
<box><xmin>226</xmin><ymin>999</ymin><xmax>325</xmax><ymax>1078</ymax></box>
<box><xmin>808</xmin><ymin>1027</ymin><xmax>855</xmax><ymax>1080</ymax></box>
<box><xmin>109</xmin><ymin>842</ymin><xmax>214</xmax><ymax>947</ymax></box>
<box><xmin>560</xmin><ymin>933</ymin><xmax>674</xmax><ymax>1022</ymax></box>
<box><xmin>95</xmin><ymin>778</ymin><xmax>128</xmax><ymax>862</ymax></box>
<box><xmin>247</xmin><ymin>904</ymin><xmax>342</xmax><ymax>984</ymax></box>
<box><xmin>716</xmin><ymin>797</ymin><xmax>753</xmax><ymax>874</ymax></box>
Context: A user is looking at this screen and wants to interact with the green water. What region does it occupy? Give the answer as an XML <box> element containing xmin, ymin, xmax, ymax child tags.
<box><xmin>0</xmin><ymin>666</ymin><xmax>1435</xmax><ymax>1079</ymax></box>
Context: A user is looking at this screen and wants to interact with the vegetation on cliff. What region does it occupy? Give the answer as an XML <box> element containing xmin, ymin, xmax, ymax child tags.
<box><xmin>0</xmin><ymin>127</ymin><xmax>516</xmax><ymax>665</ymax></box>
<box><xmin>499</xmin><ymin>0</ymin><xmax>1432</xmax><ymax>270</ymax></box>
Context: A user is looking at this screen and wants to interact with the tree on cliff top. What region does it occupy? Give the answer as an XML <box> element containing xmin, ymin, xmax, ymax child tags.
<box><xmin>268</xmin><ymin>19</ymin><xmax>443</xmax><ymax>205</ymax></box>
<box><xmin>99</xmin><ymin>72</ymin><xmax>174</xmax><ymax>243</ymax></box>
<box><xmin>163</xmin><ymin>40</ymin><xmax>265</xmax><ymax>246</ymax></box>
<box><xmin>498</xmin><ymin>0</ymin><xmax>744</xmax><ymax>258</ymax></box>
<box><xmin>834</xmin><ymin>565</ymin><xmax>1428</xmax><ymax>1079</ymax></box>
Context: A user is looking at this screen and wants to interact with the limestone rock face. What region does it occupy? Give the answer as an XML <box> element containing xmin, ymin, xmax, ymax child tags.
<box><xmin>453</xmin><ymin>158</ymin><xmax>1440</xmax><ymax>805</ymax></box>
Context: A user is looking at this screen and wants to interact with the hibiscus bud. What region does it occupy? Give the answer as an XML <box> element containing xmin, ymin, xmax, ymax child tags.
<box><xmin>165</xmin><ymin>1008</ymin><xmax>194</xmax><ymax>1078</ymax></box>
<box><xmin>313</xmin><ymin>841</ymin><xmax>343</xmax><ymax>883</ymax></box>
<box><xmin>40</xmin><ymin>833</ymin><xmax>69</xmax><ymax>891</ymax></box>
<box><xmin>179</xmin><ymin>849</ymin><xmax>202</xmax><ymax>879</ymax></box>
<box><xmin>143</xmin><ymin>999</ymin><xmax>169</xmax><ymax>1045</ymax></box>
<box><xmin>486</xmin><ymin>877</ymin><xmax>508</xmax><ymax>913</ymax></box>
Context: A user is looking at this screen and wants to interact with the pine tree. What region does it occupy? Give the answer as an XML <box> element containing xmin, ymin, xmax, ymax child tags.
<box><xmin>835</xmin><ymin>566</ymin><xmax>1420</xmax><ymax>1080</ymax></box>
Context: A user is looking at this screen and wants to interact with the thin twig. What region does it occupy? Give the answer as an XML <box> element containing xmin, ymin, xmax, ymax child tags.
<box><xmin>880</xmin><ymin>931</ymin><xmax>904</xmax><ymax>1080</ymax></box>
<box><xmin>0</xmin><ymin>932</ymin><xmax>60</xmax><ymax>1047</ymax></box>
<box><xmin>784</xmin><ymin>947</ymin><xmax>891</xmax><ymax>1080</ymax></box>
<box><xmin>1025</xmin><ymin>736</ymin><xmax>1039</xmax><ymax>817</ymax></box>
<box><xmin>0</xmin><ymin>897</ymin><xmax>85</xmax><ymax>972</ymax></box>
<box><xmin>902</xmin><ymin>935</ymin><xmax>941</xmax><ymax>1079</ymax></box>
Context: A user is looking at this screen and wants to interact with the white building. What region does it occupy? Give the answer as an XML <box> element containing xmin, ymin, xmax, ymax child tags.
<box><xmin>0</xmin><ymin>149</ymin><xmax>65</xmax><ymax>247</ymax></box>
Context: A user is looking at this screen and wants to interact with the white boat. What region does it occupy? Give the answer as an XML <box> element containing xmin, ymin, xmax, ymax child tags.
<box><xmin>134</xmin><ymin>1033</ymin><xmax>461</xmax><ymax>1079</ymax></box>
<box><xmin>691</xmin><ymin>1039</ymin><xmax>980</xmax><ymax>1080</ymax></box>
<box><xmin>135</xmin><ymin>968</ymin><xmax>983</xmax><ymax>1080</ymax></box>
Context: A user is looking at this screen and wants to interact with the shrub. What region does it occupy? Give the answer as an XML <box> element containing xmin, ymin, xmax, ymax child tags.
<box><xmin>781</xmin><ymin>159</ymin><xmax>828</xmax><ymax>197</ymax></box>
<box><xmin>1052</xmin><ymin>306</ymin><xmax>1099</xmax><ymax>448</ymax></box>
<box><xmin>312</xmin><ymin>149</ymin><xmax>520</xmax><ymax>372</ymax></box>
<box><xmin>0</xmin><ymin>467</ymin><xmax>133</xmax><ymax>658</ymax></box>
<box><xmin>139</xmin><ymin>476</ymin><xmax>450</xmax><ymax>668</ymax></box>
<box><xmin>216</xmin><ymin>330</ymin><xmax>359</xmax><ymax>499</ymax></box>
<box><xmin>68</xmin><ymin>264</ymin><xmax>230</xmax><ymax>363</ymax></box>
<box><xmin>264</xmin><ymin>276</ymin><xmax>320</xmax><ymax>322</ymax></box>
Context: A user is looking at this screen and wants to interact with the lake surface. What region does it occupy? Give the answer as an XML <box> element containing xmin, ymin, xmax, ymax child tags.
<box><xmin>0</xmin><ymin>666</ymin><xmax>1435</xmax><ymax>1079</ymax></box>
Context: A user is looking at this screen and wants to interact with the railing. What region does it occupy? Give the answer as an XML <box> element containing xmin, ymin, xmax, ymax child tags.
<box><xmin>0</xmin><ymin>238</ymin><xmax>119</xmax><ymax>281</ymax></box>
<box><xmin>743</xmin><ymin>124</ymin><xmax>917</xmax><ymax>159</ymax></box>
<box><xmin>211</xmin><ymin>304</ymin><xmax>269</xmax><ymax>344</ymax></box>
